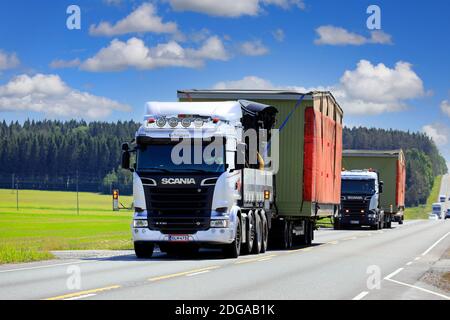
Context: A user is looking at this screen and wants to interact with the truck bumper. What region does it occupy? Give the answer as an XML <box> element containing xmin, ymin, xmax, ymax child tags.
<box><xmin>337</xmin><ymin>214</ymin><xmax>377</xmax><ymax>227</ymax></box>
<box><xmin>132</xmin><ymin>226</ymin><xmax>236</xmax><ymax>245</ymax></box>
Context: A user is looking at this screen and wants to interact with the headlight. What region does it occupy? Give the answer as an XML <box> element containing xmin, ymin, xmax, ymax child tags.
<box><xmin>133</xmin><ymin>220</ymin><xmax>148</xmax><ymax>228</ymax></box>
<box><xmin>210</xmin><ymin>219</ymin><xmax>229</xmax><ymax>228</ymax></box>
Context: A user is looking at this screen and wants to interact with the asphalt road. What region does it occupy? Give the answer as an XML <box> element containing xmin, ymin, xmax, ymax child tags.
<box><xmin>0</xmin><ymin>176</ymin><xmax>449</xmax><ymax>301</ymax></box>
<box><xmin>0</xmin><ymin>220</ymin><xmax>449</xmax><ymax>300</ymax></box>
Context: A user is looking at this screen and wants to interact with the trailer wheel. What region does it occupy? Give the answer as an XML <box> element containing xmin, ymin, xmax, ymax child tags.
<box><xmin>223</xmin><ymin>216</ymin><xmax>241</xmax><ymax>259</ymax></box>
<box><xmin>134</xmin><ymin>242</ymin><xmax>154</xmax><ymax>259</ymax></box>
<box><xmin>281</xmin><ymin>220</ymin><xmax>293</xmax><ymax>249</ymax></box>
<box><xmin>252</xmin><ymin>212</ymin><xmax>263</xmax><ymax>254</ymax></box>
<box><xmin>260</xmin><ymin>213</ymin><xmax>269</xmax><ymax>253</ymax></box>
<box><xmin>242</xmin><ymin>211</ymin><xmax>255</xmax><ymax>255</ymax></box>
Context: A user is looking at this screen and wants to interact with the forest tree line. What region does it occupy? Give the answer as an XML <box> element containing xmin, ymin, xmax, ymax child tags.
<box><xmin>0</xmin><ymin>120</ymin><xmax>447</xmax><ymax>206</ymax></box>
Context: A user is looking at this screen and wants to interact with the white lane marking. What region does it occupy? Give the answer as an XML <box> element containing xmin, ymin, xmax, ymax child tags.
<box><xmin>386</xmin><ymin>278</ymin><xmax>450</xmax><ymax>300</ymax></box>
<box><xmin>186</xmin><ymin>270</ymin><xmax>210</xmax><ymax>277</ymax></box>
<box><xmin>421</xmin><ymin>232</ymin><xmax>450</xmax><ymax>256</ymax></box>
<box><xmin>64</xmin><ymin>293</ymin><xmax>97</xmax><ymax>300</ymax></box>
<box><xmin>414</xmin><ymin>257</ymin><xmax>421</xmax><ymax>261</ymax></box>
<box><xmin>406</xmin><ymin>261</ymin><xmax>413</xmax><ymax>266</ymax></box>
<box><xmin>352</xmin><ymin>291</ymin><xmax>369</xmax><ymax>300</ymax></box>
<box><xmin>0</xmin><ymin>260</ymin><xmax>90</xmax><ymax>274</ymax></box>
<box><xmin>384</xmin><ymin>268</ymin><xmax>404</xmax><ymax>280</ymax></box>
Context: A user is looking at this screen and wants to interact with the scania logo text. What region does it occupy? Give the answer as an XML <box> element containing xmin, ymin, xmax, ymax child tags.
<box><xmin>161</xmin><ymin>178</ymin><xmax>196</xmax><ymax>185</ymax></box>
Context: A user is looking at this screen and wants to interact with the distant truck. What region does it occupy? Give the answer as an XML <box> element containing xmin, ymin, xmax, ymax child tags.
<box><xmin>122</xmin><ymin>90</ymin><xmax>343</xmax><ymax>259</ymax></box>
<box><xmin>439</xmin><ymin>195</ymin><xmax>447</xmax><ymax>203</ymax></box>
<box><xmin>336</xmin><ymin>170</ymin><xmax>384</xmax><ymax>230</ymax></box>
<box><xmin>339</xmin><ymin>150</ymin><xmax>406</xmax><ymax>228</ymax></box>
<box><xmin>432</xmin><ymin>203</ymin><xmax>444</xmax><ymax>219</ymax></box>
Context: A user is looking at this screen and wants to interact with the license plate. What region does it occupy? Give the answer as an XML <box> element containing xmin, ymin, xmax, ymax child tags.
<box><xmin>350</xmin><ymin>220</ymin><xmax>360</xmax><ymax>225</ymax></box>
<box><xmin>168</xmin><ymin>235</ymin><xmax>191</xmax><ymax>242</ymax></box>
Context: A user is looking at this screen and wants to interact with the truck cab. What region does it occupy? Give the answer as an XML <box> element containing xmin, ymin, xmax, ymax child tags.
<box><xmin>122</xmin><ymin>100</ymin><xmax>278</xmax><ymax>259</ymax></box>
<box><xmin>335</xmin><ymin>170</ymin><xmax>384</xmax><ymax>230</ymax></box>
<box><xmin>432</xmin><ymin>203</ymin><xmax>444</xmax><ymax>219</ymax></box>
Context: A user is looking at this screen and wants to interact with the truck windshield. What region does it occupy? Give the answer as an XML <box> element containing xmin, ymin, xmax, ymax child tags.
<box><xmin>137</xmin><ymin>142</ymin><xmax>225</xmax><ymax>173</ymax></box>
<box><xmin>432</xmin><ymin>205</ymin><xmax>442</xmax><ymax>212</ymax></box>
<box><xmin>342</xmin><ymin>179</ymin><xmax>376</xmax><ymax>195</ymax></box>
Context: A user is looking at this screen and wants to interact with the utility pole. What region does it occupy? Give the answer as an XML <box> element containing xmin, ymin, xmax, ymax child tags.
<box><xmin>76</xmin><ymin>170</ymin><xmax>79</xmax><ymax>216</ymax></box>
<box><xmin>11</xmin><ymin>173</ymin><xmax>15</xmax><ymax>194</ymax></box>
<box><xmin>16</xmin><ymin>177</ymin><xmax>19</xmax><ymax>211</ymax></box>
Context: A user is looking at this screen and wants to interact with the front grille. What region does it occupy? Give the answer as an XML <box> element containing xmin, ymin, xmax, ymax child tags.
<box><xmin>144</xmin><ymin>186</ymin><xmax>213</xmax><ymax>234</ymax></box>
<box><xmin>342</xmin><ymin>199</ymin><xmax>369</xmax><ymax>213</ymax></box>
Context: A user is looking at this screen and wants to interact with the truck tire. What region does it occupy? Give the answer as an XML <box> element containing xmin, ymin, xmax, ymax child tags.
<box><xmin>281</xmin><ymin>220</ymin><xmax>293</xmax><ymax>249</ymax></box>
<box><xmin>260</xmin><ymin>213</ymin><xmax>269</xmax><ymax>253</ymax></box>
<box><xmin>242</xmin><ymin>211</ymin><xmax>255</xmax><ymax>255</ymax></box>
<box><xmin>399</xmin><ymin>217</ymin><xmax>404</xmax><ymax>225</ymax></box>
<box><xmin>223</xmin><ymin>216</ymin><xmax>242</xmax><ymax>259</ymax></box>
<box><xmin>252</xmin><ymin>212</ymin><xmax>263</xmax><ymax>254</ymax></box>
<box><xmin>134</xmin><ymin>241</ymin><xmax>154</xmax><ymax>259</ymax></box>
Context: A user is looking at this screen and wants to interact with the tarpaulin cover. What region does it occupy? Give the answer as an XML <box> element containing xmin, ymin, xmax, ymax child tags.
<box><xmin>303</xmin><ymin>107</ymin><xmax>342</xmax><ymax>204</ymax></box>
<box><xmin>396</xmin><ymin>159</ymin><xmax>406</xmax><ymax>207</ymax></box>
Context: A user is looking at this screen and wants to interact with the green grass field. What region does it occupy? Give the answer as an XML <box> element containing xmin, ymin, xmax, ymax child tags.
<box><xmin>0</xmin><ymin>189</ymin><xmax>134</xmax><ymax>264</ymax></box>
<box><xmin>404</xmin><ymin>175</ymin><xmax>442</xmax><ymax>220</ymax></box>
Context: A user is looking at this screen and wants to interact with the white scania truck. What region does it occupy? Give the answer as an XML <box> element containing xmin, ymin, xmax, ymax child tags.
<box><xmin>122</xmin><ymin>91</ymin><xmax>343</xmax><ymax>259</ymax></box>
<box><xmin>122</xmin><ymin>100</ymin><xmax>277</xmax><ymax>258</ymax></box>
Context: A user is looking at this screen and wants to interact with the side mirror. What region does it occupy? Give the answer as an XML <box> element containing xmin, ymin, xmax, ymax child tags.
<box><xmin>122</xmin><ymin>151</ymin><xmax>131</xmax><ymax>170</ymax></box>
<box><xmin>379</xmin><ymin>181</ymin><xmax>384</xmax><ymax>194</ymax></box>
<box><xmin>234</xmin><ymin>143</ymin><xmax>246</xmax><ymax>171</ymax></box>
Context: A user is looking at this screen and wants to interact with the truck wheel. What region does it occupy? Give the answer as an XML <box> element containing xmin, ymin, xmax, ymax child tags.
<box><xmin>399</xmin><ymin>217</ymin><xmax>404</xmax><ymax>225</ymax></box>
<box><xmin>306</xmin><ymin>221</ymin><xmax>313</xmax><ymax>246</ymax></box>
<box><xmin>333</xmin><ymin>220</ymin><xmax>341</xmax><ymax>230</ymax></box>
<box><xmin>242</xmin><ymin>212</ymin><xmax>255</xmax><ymax>255</ymax></box>
<box><xmin>134</xmin><ymin>242</ymin><xmax>154</xmax><ymax>259</ymax></box>
<box><xmin>260</xmin><ymin>213</ymin><xmax>269</xmax><ymax>253</ymax></box>
<box><xmin>252</xmin><ymin>212</ymin><xmax>263</xmax><ymax>254</ymax></box>
<box><xmin>281</xmin><ymin>220</ymin><xmax>293</xmax><ymax>249</ymax></box>
<box><xmin>223</xmin><ymin>216</ymin><xmax>242</xmax><ymax>259</ymax></box>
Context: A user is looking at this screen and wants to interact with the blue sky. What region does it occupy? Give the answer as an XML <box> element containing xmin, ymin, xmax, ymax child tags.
<box><xmin>0</xmin><ymin>0</ymin><xmax>449</xmax><ymax>163</ymax></box>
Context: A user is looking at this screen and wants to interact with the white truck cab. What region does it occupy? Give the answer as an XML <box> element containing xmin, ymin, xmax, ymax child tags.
<box><xmin>122</xmin><ymin>100</ymin><xmax>277</xmax><ymax>258</ymax></box>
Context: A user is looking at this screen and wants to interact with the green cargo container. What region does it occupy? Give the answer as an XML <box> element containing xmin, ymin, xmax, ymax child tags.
<box><xmin>342</xmin><ymin>150</ymin><xmax>406</xmax><ymax>215</ymax></box>
<box><xmin>178</xmin><ymin>90</ymin><xmax>344</xmax><ymax>218</ymax></box>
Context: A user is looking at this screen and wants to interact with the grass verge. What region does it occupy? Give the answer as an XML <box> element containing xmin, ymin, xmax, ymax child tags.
<box><xmin>0</xmin><ymin>189</ymin><xmax>134</xmax><ymax>264</ymax></box>
<box><xmin>405</xmin><ymin>175</ymin><xmax>442</xmax><ymax>220</ymax></box>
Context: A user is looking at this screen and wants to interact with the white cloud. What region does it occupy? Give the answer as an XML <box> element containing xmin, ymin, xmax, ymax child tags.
<box><xmin>90</xmin><ymin>3</ymin><xmax>179</xmax><ymax>36</ymax></box>
<box><xmin>422</xmin><ymin>123</ymin><xmax>450</xmax><ymax>146</ymax></box>
<box><xmin>0</xmin><ymin>50</ymin><xmax>20</xmax><ymax>70</ymax></box>
<box><xmin>50</xmin><ymin>58</ymin><xmax>81</xmax><ymax>69</ymax></box>
<box><xmin>272</xmin><ymin>28</ymin><xmax>285</xmax><ymax>42</ymax></box>
<box><xmin>339</xmin><ymin>60</ymin><xmax>424</xmax><ymax>114</ymax></box>
<box><xmin>314</xmin><ymin>26</ymin><xmax>392</xmax><ymax>46</ymax></box>
<box><xmin>214</xmin><ymin>76</ymin><xmax>275</xmax><ymax>90</ymax></box>
<box><xmin>80</xmin><ymin>36</ymin><xmax>228</xmax><ymax>72</ymax></box>
<box><xmin>441</xmin><ymin>100</ymin><xmax>450</xmax><ymax>117</ymax></box>
<box><xmin>0</xmin><ymin>74</ymin><xmax>130</xmax><ymax>119</ymax></box>
<box><xmin>213</xmin><ymin>59</ymin><xmax>425</xmax><ymax>116</ymax></box>
<box><xmin>239</xmin><ymin>40</ymin><xmax>269</xmax><ymax>56</ymax></box>
<box><xmin>167</xmin><ymin>0</ymin><xmax>304</xmax><ymax>17</ymax></box>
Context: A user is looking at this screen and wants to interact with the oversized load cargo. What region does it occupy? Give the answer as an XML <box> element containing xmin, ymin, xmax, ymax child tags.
<box><xmin>342</xmin><ymin>150</ymin><xmax>406</xmax><ymax>220</ymax></box>
<box><xmin>178</xmin><ymin>90</ymin><xmax>344</xmax><ymax>218</ymax></box>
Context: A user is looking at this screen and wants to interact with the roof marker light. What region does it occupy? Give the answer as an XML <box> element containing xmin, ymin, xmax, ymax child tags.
<box><xmin>168</xmin><ymin>117</ymin><xmax>179</xmax><ymax>128</ymax></box>
<box><xmin>156</xmin><ymin>117</ymin><xmax>166</xmax><ymax>128</ymax></box>
<box><xmin>181</xmin><ymin>118</ymin><xmax>192</xmax><ymax>128</ymax></box>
